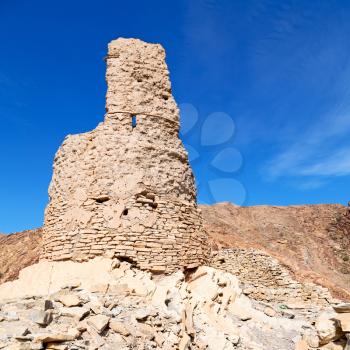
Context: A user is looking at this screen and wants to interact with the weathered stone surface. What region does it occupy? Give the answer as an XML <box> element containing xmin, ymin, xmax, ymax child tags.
<box><xmin>109</xmin><ymin>320</ymin><xmax>130</xmax><ymax>336</ymax></box>
<box><xmin>40</xmin><ymin>38</ymin><xmax>210</xmax><ymax>273</ymax></box>
<box><xmin>334</xmin><ymin>313</ymin><xmax>350</xmax><ymax>332</ymax></box>
<box><xmin>0</xmin><ymin>257</ymin><xmax>118</xmax><ymax>301</ymax></box>
<box><xmin>264</xmin><ymin>306</ymin><xmax>277</xmax><ymax>317</ymax></box>
<box><xmin>319</xmin><ymin>339</ymin><xmax>349</xmax><ymax>350</ymax></box>
<box><xmin>227</xmin><ymin>302</ymin><xmax>252</xmax><ymax>321</ymax></box>
<box><xmin>87</xmin><ymin>314</ymin><xmax>110</xmax><ymax>334</ymax></box>
<box><xmin>59</xmin><ymin>306</ymin><xmax>89</xmax><ymax>320</ymax></box>
<box><xmin>179</xmin><ymin>332</ymin><xmax>191</xmax><ymax>350</ymax></box>
<box><xmin>211</xmin><ymin>248</ymin><xmax>334</xmax><ymax>306</ymax></box>
<box><xmin>46</xmin><ymin>344</ymin><xmax>68</xmax><ymax>350</ymax></box>
<box><xmin>0</xmin><ymin>262</ymin><xmax>333</xmax><ymax>350</ymax></box>
<box><xmin>346</xmin><ymin>334</ymin><xmax>350</xmax><ymax>350</ymax></box>
<box><xmin>295</xmin><ymin>339</ymin><xmax>309</xmax><ymax>350</ymax></box>
<box><xmin>316</xmin><ymin>312</ymin><xmax>343</xmax><ymax>345</ymax></box>
<box><xmin>334</xmin><ymin>303</ymin><xmax>350</xmax><ymax>313</ymax></box>
<box><xmin>30</xmin><ymin>310</ymin><xmax>52</xmax><ymax>326</ymax></box>
<box><xmin>34</xmin><ymin>328</ymin><xmax>79</xmax><ymax>342</ymax></box>
<box><xmin>0</xmin><ymin>228</ymin><xmax>42</xmax><ymax>285</ymax></box>
<box><xmin>57</xmin><ymin>294</ymin><xmax>81</xmax><ymax>307</ymax></box>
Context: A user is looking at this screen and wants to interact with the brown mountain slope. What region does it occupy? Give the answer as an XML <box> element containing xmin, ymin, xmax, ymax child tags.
<box><xmin>0</xmin><ymin>228</ymin><xmax>42</xmax><ymax>284</ymax></box>
<box><xmin>200</xmin><ymin>202</ymin><xmax>350</xmax><ymax>300</ymax></box>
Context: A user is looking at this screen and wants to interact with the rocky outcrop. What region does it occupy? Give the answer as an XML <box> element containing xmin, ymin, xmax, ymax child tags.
<box><xmin>0</xmin><ymin>258</ymin><xmax>347</xmax><ymax>350</ymax></box>
<box><xmin>201</xmin><ymin>202</ymin><xmax>350</xmax><ymax>300</ymax></box>
<box><xmin>327</xmin><ymin>203</ymin><xmax>350</xmax><ymax>273</ymax></box>
<box><xmin>0</xmin><ymin>228</ymin><xmax>42</xmax><ymax>284</ymax></box>
<box><xmin>41</xmin><ymin>38</ymin><xmax>209</xmax><ymax>272</ymax></box>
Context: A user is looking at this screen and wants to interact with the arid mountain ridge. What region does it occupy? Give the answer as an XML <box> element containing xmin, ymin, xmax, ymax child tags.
<box><xmin>1</xmin><ymin>202</ymin><xmax>349</xmax><ymax>300</ymax></box>
<box><xmin>202</xmin><ymin>202</ymin><xmax>350</xmax><ymax>300</ymax></box>
<box><xmin>0</xmin><ymin>228</ymin><xmax>42</xmax><ymax>284</ymax></box>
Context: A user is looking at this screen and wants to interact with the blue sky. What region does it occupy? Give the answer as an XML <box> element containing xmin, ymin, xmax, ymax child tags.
<box><xmin>1</xmin><ymin>0</ymin><xmax>350</xmax><ymax>233</ymax></box>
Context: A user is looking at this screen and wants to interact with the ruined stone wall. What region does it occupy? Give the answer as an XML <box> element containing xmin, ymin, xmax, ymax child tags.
<box><xmin>41</xmin><ymin>38</ymin><xmax>210</xmax><ymax>272</ymax></box>
<box><xmin>211</xmin><ymin>249</ymin><xmax>333</xmax><ymax>306</ymax></box>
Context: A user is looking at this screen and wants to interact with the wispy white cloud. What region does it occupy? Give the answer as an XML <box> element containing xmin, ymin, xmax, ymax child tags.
<box><xmin>299</xmin><ymin>147</ymin><xmax>350</xmax><ymax>177</ymax></box>
<box><xmin>264</xmin><ymin>111</ymin><xmax>350</xmax><ymax>181</ymax></box>
<box><xmin>293</xmin><ymin>179</ymin><xmax>328</xmax><ymax>190</ymax></box>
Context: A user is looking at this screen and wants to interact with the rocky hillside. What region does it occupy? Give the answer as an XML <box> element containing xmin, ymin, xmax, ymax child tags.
<box><xmin>200</xmin><ymin>202</ymin><xmax>350</xmax><ymax>300</ymax></box>
<box><xmin>0</xmin><ymin>228</ymin><xmax>42</xmax><ymax>284</ymax></box>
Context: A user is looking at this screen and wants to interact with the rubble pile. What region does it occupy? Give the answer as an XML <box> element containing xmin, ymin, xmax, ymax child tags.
<box><xmin>0</xmin><ymin>258</ymin><xmax>348</xmax><ymax>350</ymax></box>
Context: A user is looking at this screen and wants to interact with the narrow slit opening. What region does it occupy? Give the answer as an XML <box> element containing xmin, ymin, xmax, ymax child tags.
<box><xmin>132</xmin><ymin>115</ymin><xmax>137</xmax><ymax>129</ymax></box>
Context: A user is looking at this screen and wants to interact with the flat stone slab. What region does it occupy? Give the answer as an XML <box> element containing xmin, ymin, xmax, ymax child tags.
<box><xmin>334</xmin><ymin>303</ymin><xmax>350</xmax><ymax>313</ymax></box>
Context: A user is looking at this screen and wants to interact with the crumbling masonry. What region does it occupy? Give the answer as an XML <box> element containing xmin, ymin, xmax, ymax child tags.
<box><xmin>41</xmin><ymin>38</ymin><xmax>210</xmax><ymax>272</ymax></box>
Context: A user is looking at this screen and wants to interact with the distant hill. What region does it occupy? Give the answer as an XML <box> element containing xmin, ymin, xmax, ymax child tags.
<box><xmin>200</xmin><ymin>202</ymin><xmax>350</xmax><ymax>300</ymax></box>
<box><xmin>0</xmin><ymin>228</ymin><xmax>42</xmax><ymax>284</ymax></box>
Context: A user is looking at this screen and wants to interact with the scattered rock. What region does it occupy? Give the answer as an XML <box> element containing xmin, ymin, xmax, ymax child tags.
<box><xmin>316</xmin><ymin>313</ymin><xmax>343</xmax><ymax>345</ymax></box>
<box><xmin>334</xmin><ymin>313</ymin><xmax>350</xmax><ymax>332</ymax></box>
<box><xmin>14</xmin><ymin>326</ymin><xmax>30</xmax><ymax>338</ymax></box>
<box><xmin>109</xmin><ymin>320</ymin><xmax>130</xmax><ymax>336</ymax></box>
<box><xmin>334</xmin><ymin>304</ymin><xmax>350</xmax><ymax>313</ymax></box>
<box><xmin>4</xmin><ymin>311</ymin><xmax>19</xmax><ymax>321</ymax></box>
<box><xmin>59</xmin><ymin>306</ymin><xmax>89</xmax><ymax>321</ymax></box>
<box><xmin>58</xmin><ymin>294</ymin><xmax>82</xmax><ymax>307</ymax></box>
<box><xmin>30</xmin><ymin>310</ymin><xmax>52</xmax><ymax>326</ymax></box>
<box><xmin>87</xmin><ymin>314</ymin><xmax>110</xmax><ymax>334</ymax></box>
<box><xmin>134</xmin><ymin>307</ymin><xmax>157</xmax><ymax>321</ymax></box>
<box><xmin>34</xmin><ymin>328</ymin><xmax>79</xmax><ymax>342</ymax></box>
<box><xmin>137</xmin><ymin>323</ymin><xmax>155</xmax><ymax>340</ymax></box>
<box><xmin>264</xmin><ymin>306</ymin><xmax>277</xmax><ymax>317</ymax></box>
<box><xmin>228</xmin><ymin>302</ymin><xmax>252</xmax><ymax>321</ymax></box>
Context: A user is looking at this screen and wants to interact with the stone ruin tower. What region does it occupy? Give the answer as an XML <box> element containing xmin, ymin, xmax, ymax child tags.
<box><xmin>41</xmin><ymin>38</ymin><xmax>210</xmax><ymax>272</ymax></box>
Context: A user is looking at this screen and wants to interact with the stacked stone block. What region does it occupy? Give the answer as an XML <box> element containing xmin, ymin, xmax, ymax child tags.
<box><xmin>211</xmin><ymin>248</ymin><xmax>333</xmax><ymax>306</ymax></box>
<box><xmin>41</xmin><ymin>38</ymin><xmax>210</xmax><ymax>272</ymax></box>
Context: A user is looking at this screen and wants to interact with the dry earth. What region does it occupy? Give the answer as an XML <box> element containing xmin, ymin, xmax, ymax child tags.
<box><xmin>201</xmin><ymin>202</ymin><xmax>350</xmax><ymax>300</ymax></box>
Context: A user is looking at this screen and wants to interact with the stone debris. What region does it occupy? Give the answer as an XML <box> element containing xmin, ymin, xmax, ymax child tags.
<box><xmin>86</xmin><ymin>315</ymin><xmax>110</xmax><ymax>334</ymax></box>
<box><xmin>315</xmin><ymin>312</ymin><xmax>343</xmax><ymax>345</ymax></box>
<box><xmin>0</xmin><ymin>260</ymin><xmax>348</xmax><ymax>350</ymax></box>
<box><xmin>334</xmin><ymin>304</ymin><xmax>350</xmax><ymax>314</ymax></box>
<box><xmin>40</xmin><ymin>37</ymin><xmax>210</xmax><ymax>272</ymax></box>
<box><xmin>59</xmin><ymin>307</ymin><xmax>89</xmax><ymax>321</ymax></box>
<box><xmin>56</xmin><ymin>295</ymin><xmax>82</xmax><ymax>308</ymax></box>
<box><xmin>109</xmin><ymin>320</ymin><xmax>130</xmax><ymax>336</ymax></box>
<box><xmin>30</xmin><ymin>310</ymin><xmax>52</xmax><ymax>326</ymax></box>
